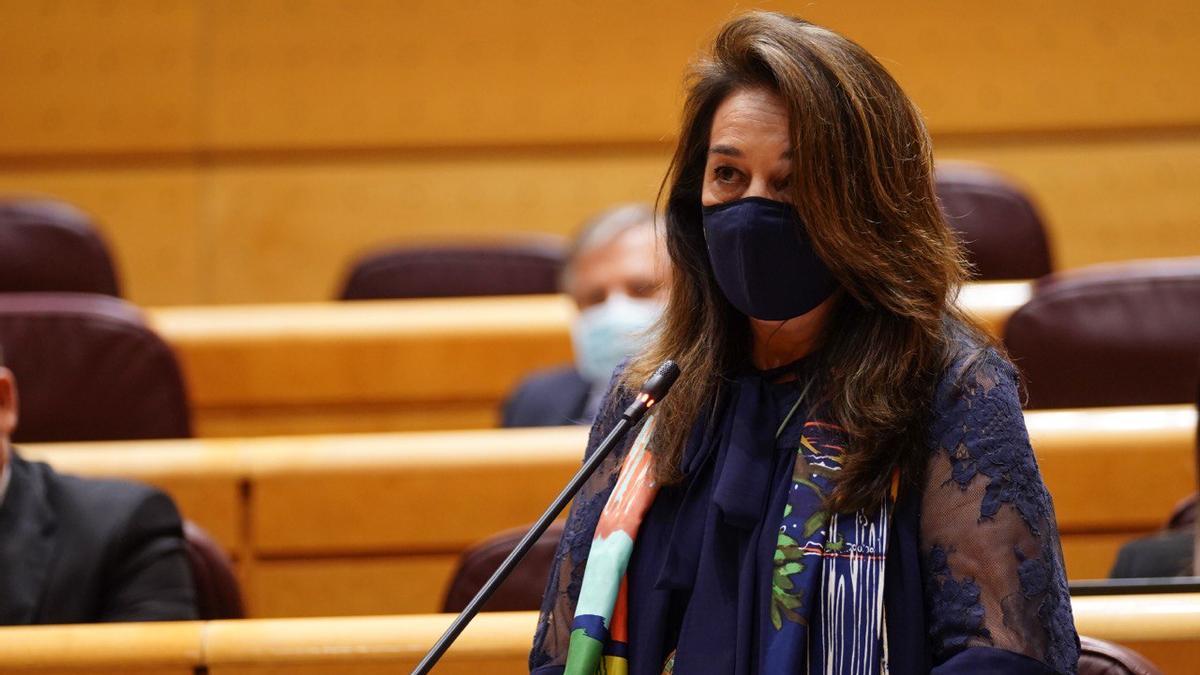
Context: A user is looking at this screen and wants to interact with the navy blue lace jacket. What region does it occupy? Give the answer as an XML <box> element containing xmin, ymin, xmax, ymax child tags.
<box><xmin>530</xmin><ymin>340</ymin><xmax>1080</xmax><ymax>674</ymax></box>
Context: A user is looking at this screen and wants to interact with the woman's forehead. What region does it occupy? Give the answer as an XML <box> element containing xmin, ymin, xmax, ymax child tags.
<box><xmin>709</xmin><ymin>88</ymin><xmax>791</xmax><ymax>156</ymax></box>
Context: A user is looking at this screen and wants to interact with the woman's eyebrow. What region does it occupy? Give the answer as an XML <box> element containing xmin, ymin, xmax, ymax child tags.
<box><xmin>707</xmin><ymin>145</ymin><xmax>794</xmax><ymax>160</ymax></box>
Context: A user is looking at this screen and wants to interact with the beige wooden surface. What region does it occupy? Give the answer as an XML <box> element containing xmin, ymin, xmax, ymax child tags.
<box><xmin>204</xmin><ymin>612</ymin><xmax>536</xmax><ymax>674</ymax></box>
<box><xmin>0</xmin><ymin>620</ymin><xmax>203</xmax><ymax>674</ymax></box>
<box><xmin>2</xmin><ymin>1</ymin><xmax>1198</xmax><ymax>305</ymax></box>
<box><xmin>3</xmin><ymin>596</ymin><xmax>1200</xmax><ymax>674</ymax></box>
<box><xmin>149</xmin><ymin>294</ymin><xmax>574</xmax><ymax>437</ymax></box>
<box><xmin>148</xmin><ymin>283</ymin><xmax>1028</xmax><ymax>437</ymax></box>
<box><xmin>1074</xmin><ymin>593</ymin><xmax>1200</xmax><ymax>674</ymax></box>
<box><xmin>24</xmin><ymin>405</ymin><xmax>1196</xmax><ymax>617</ymax></box>
<box><xmin>5</xmin><ymin>2</ymin><xmax>1194</xmax><ymax>153</ymax></box>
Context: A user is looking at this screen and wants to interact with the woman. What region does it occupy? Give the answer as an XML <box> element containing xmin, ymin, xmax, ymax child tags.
<box><xmin>531</xmin><ymin>12</ymin><xmax>1078</xmax><ymax>675</ymax></box>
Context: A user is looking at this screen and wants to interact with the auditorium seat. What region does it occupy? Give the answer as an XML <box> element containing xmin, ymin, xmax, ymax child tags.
<box><xmin>183</xmin><ymin>520</ymin><xmax>244</xmax><ymax>619</ymax></box>
<box><xmin>934</xmin><ymin>161</ymin><xmax>1053</xmax><ymax>281</ymax></box>
<box><xmin>0</xmin><ymin>197</ymin><xmax>121</xmax><ymax>296</ymax></box>
<box><xmin>1079</xmin><ymin>635</ymin><xmax>1162</xmax><ymax>674</ymax></box>
<box><xmin>442</xmin><ymin>521</ymin><xmax>565</xmax><ymax>613</ymax></box>
<box><xmin>1003</xmin><ymin>257</ymin><xmax>1200</xmax><ymax>409</ymax></box>
<box><xmin>0</xmin><ymin>293</ymin><xmax>191</xmax><ymax>442</ymax></box>
<box><xmin>338</xmin><ymin>237</ymin><xmax>566</xmax><ymax>300</ymax></box>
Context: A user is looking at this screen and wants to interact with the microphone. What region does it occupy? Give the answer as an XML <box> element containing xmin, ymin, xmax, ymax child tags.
<box><xmin>622</xmin><ymin>359</ymin><xmax>681</xmax><ymax>423</ymax></box>
<box><xmin>413</xmin><ymin>360</ymin><xmax>682</xmax><ymax>674</ymax></box>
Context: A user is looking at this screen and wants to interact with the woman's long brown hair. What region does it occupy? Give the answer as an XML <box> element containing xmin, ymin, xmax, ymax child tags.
<box><xmin>622</xmin><ymin>11</ymin><xmax>992</xmax><ymax>513</ymax></box>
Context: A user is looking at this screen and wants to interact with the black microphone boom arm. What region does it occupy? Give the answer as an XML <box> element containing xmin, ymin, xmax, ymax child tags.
<box><xmin>412</xmin><ymin>360</ymin><xmax>681</xmax><ymax>674</ymax></box>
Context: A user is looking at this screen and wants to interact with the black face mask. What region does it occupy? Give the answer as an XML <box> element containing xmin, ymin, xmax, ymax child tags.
<box><xmin>701</xmin><ymin>196</ymin><xmax>838</xmax><ymax>321</ymax></box>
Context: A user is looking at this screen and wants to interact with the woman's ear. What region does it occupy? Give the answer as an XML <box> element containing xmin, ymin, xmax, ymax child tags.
<box><xmin>0</xmin><ymin>368</ymin><xmax>18</xmax><ymax>441</ymax></box>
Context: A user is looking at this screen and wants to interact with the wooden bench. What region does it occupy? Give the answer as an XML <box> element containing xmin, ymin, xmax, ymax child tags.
<box><xmin>24</xmin><ymin>403</ymin><xmax>1194</xmax><ymax>618</ymax></box>
<box><xmin>147</xmin><ymin>282</ymin><xmax>1031</xmax><ymax>437</ymax></box>
<box><xmin>2</xmin><ymin>595</ymin><xmax>1198</xmax><ymax>674</ymax></box>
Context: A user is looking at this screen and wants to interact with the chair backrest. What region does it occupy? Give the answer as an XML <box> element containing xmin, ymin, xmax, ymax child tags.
<box><xmin>1003</xmin><ymin>257</ymin><xmax>1200</xmax><ymax>409</ymax></box>
<box><xmin>441</xmin><ymin>521</ymin><xmax>565</xmax><ymax>613</ymax></box>
<box><xmin>934</xmin><ymin>162</ymin><xmax>1053</xmax><ymax>281</ymax></box>
<box><xmin>0</xmin><ymin>197</ymin><xmax>121</xmax><ymax>296</ymax></box>
<box><xmin>182</xmin><ymin>520</ymin><xmax>244</xmax><ymax>620</ymax></box>
<box><xmin>1078</xmin><ymin>635</ymin><xmax>1162</xmax><ymax>675</ymax></box>
<box><xmin>0</xmin><ymin>293</ymin><xmax>191</xmax><ymax>443</ymax></box>
<box><xmin>338</xmin><ymin>238</ymin><xmax>566</xmax><ymax>300</ymax></box>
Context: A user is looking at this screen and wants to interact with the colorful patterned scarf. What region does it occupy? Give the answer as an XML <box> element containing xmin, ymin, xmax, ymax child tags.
<box><xmin>564</xmin><ymin>410</ymin><xmax>893</xmax><ymax>674</ymax></box>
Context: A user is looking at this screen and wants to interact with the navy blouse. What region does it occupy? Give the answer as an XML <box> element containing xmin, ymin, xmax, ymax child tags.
<box><xmin>530</xmin><ymin>338</ymin><xmax>1079</xmax><ymax>674</ymax></box>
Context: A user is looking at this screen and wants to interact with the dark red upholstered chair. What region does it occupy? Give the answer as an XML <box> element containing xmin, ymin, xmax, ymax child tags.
<box><xmin>0</xmin><ymin>197</ymin><xmax>121</xmax><ymax>296</ymax></box>
<box><xmin>338</xmin><ymin>237</ymin><xmax>566</xmax><ymax>300</ymax></box>
<box><xmin>0</xmin><ymin>293</ymin><xmax>191</xmax><ymax>443</ymax></box>
<box><xmin>442</xmin><ymin>521</ymin><xmax>565</xmax><ymax>613</ymax></box>
<box><xmin>934</xmin><ymin>162</ymin><xmax>1053</xmax><ymax>281</ymax></box>
<box><xmin>1078</xmin><ymin>636</ymin><xmax>1162</xmax><ymax>674</ymax></box>
<box><xmin>1003</xmin><ymin>257</ymin><xmax>1200</xmax><ymax>409</ymax></box>
<box><xmin>183</xmin><ymin>520</ymin><xmax>244</xmax><ymax>620</ymax></box>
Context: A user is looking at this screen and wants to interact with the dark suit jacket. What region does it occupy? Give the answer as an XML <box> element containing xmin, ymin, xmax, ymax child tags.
<box><xmin>1109</xmin><ymin>529</ymin><xmax>1195</xmax><ymax>579</ymax></box>
<box><xmin>501</xmin><ymin>366</ymin><xmax>594</xmax><ymax>428</ymax></box>
<box><xmin>0</xmin><ymin>451</ymin><xmax>197</xmax><ymax>624</ymax></box>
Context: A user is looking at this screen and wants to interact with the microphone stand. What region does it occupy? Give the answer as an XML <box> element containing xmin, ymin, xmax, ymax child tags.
<box><xmin>412</xmin><ymin>361</ymin><xmax>681</xmax><ymax>674</ymax></box>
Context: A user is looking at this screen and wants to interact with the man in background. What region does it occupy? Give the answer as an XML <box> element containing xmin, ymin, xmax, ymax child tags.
<box><xmin>0</xmin><ymin>349</ymin><xmax>197</xmax><ymax>624</ymax></box>
<box><xmin>501</xmin><ymin>203</ymin><xmax>669</xmax><ymax>427</ymax></box>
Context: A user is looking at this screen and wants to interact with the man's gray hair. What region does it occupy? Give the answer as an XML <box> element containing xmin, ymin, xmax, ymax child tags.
<box><xmin>560</xmin><ymin>203</ymin><xmax>657</xmax><ymax>293</ymax></box>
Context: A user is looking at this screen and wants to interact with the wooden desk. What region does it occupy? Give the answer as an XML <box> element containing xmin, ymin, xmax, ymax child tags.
<box><xmin>0</xmin><ymin>620</ymin><xmax>204</xmax><ymax>675</ymax></box>
<box><xmin>25</xmin><ymin>404</ymin><xmax>1194</xmax><ymax>618</ymax></box>
<box><xmin>1073</xmin><ymin>593</ymin><xmax>1200</xmax><ymax>673</ymax></box>
<box><xmin>203</xmin><ymin>612</ymin><xmax>535</xmax><ymax>675</ymax></box>
<box><xmin>149</xmin><ymin>295</ymin><xmax>576</xmax><ymax>437</ymax></box>
<box><xmin>2</xmin><ymin>596</ymin><xmax>1198</xmax><ymax>674</ymax></box>
<box><xmin>148</xmin><ymin>282</ymin><xmax>1031</xmax><ymax>438</ymax></box>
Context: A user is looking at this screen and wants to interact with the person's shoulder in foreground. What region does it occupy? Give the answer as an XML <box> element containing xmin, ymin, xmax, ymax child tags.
<box><xmin>1111</xmin><ymin>528</ymin><xmax>1195</xmax><ymax>579</ymax></box>
<box><xmin>0</xmin><ymin>451</ymin><xmax>197</xmax><ymax>624</ymax></box>
<box><xmin>501</xmin><ymin>366</ymin><xmax>593</xmax><ymax>428</ymax></box>
<box><xmin>920</xmin><ymin>321</ymin><xmax>1080</xmax><ymax>673</ymax></box>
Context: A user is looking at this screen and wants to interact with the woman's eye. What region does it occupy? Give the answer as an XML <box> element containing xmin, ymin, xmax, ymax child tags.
<box><xmin>773</xmin><ymin>175</ymin><xmax>792</xmax><ymax>192</ymax></box>
<box><xmin>713</xmin><ymin>166</ymin><xmax>741</xmax><ymax>183</ymax></box>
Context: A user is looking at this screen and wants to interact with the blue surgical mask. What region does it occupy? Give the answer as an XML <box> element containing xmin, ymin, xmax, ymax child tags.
<box><xmin>701</xmin><ymin>196</ymin><xmax>838</xmax><ymax>321</ymax></box>
<box><xmin>570</xmin><ymin>293</ymin><xmax>662</xmax><ymax>386</ymax></box>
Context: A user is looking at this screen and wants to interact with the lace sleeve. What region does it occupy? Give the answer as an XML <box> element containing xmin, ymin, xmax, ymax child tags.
<box><xmin>529</xmin><ymin>376</ymin><xmax>638</xmax><ymax>674</ymax></box>
<box><xmin>921</xmin><ymin>348</ymin><xmax>1080</xmax><ymax>674</ymax></box>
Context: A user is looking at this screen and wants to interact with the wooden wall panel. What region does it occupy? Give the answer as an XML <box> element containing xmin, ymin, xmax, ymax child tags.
<box><xmin>204</xmin><ymin>151</ymin><xmax>670</xmax><ymax>302</ymax></box>
<box><xmin>205</xmin><ymin>0</ymin><xmax>697</xmax><ymax>149</ymax></box>
<box><xmin>249</xmin><ymin>555</ymin><xmax>458</xmax><ymax>618</ymax></box>
<box><xmin>5</xmin><ymin>138</ymin><xmax>1195</xmax><ymax>306</ymax></box>
<box><xmin>197</xmin><ymin>138</ymin><xmax>1200</xmax><ymax>303</ymax></box>
<box><xmin>938</xmin><ymin>136</ymin><xmax>1200</xmax><ymax>270</ymax></box>
<box><xmin>1</xmin><ymin>0</ymin><xmax>1197</xmax><ymax>305</ymax></box>
<box><xmin>0</xmin><ymin>167</ymin><xmax>204</xmax><ymax>305</ymax></box>
<box><xmin>204</xmin><ymin>0</ymin><xmax>1200</xmax><ymax>150</ymax></box>
<box><xmin>248</xmin><ymin>427</ymin><xmax>587</xmax><ymax>555</ymax></box>
<box><xmin>1060</xmin><ymin>533</ymin><xmax>1149</xmax><ymax>581</ymax></box>
<box><xmin>0</xmin><ymin>0</ymin><xmax>201</xmax><ymax>155</ymax></box>
<box><xmin>813</xmin><ymin>1</ymin><xmax>1200</xmax><ymax>134</ymax></box>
